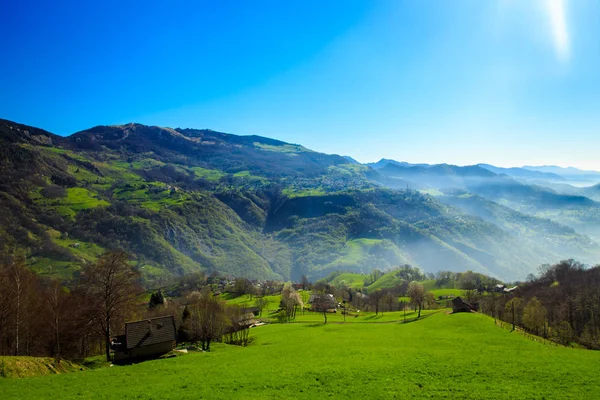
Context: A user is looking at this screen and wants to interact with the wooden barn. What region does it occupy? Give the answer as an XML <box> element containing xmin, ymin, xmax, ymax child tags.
<box><xmin>451</xmin><ymin>297</ymin><xmax>477</xmax><ymax>313</ymax></box>
<box><xmin>111</xmin><ymin>316</ymin><xmax>177</xmax><ymax>363</ymax></box>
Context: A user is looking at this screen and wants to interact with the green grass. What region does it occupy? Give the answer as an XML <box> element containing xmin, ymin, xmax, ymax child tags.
<box><xmin>286</xmin><ymin>309</ymin><xmax>437</xmax><ymax>324</ymax></box>
<box><xmin>3</xmin><ymin>313</ymin><xmax>600</xmax><ymax>398</ymax></box>
<box><xmin>367</xmin><ymin>269</ymin><xmax>405</xmax><ymax>291</ymax></box>
<box><xmin>221</xmin><ymin>293</ymin><xmax>282</xmax><ymax>312</ymax></box>
<box><xmin>0</xmin><ymin>357</ymin><xmax>85</xmax><ymax>378</ymax></box>
<box><xmin>112</xmin><ymin>183</ymin><xmax>190</xmax><ymax>212</ymax></box>
<box><xmin>329</xmin><ymin>273</ymin><xmax>367</xmax><ymax>289</ymax></box>
<box><xmin>28</xmin><ymin>257</ymin><xmax>80</xmax><ymax>279</ymax></box>
<box><xmin>189</xmin><ymin>166</ymin><xmax>224</xmax><ymax>181</ymax></box>
<box><xmin>281</xmin><ymin>187</ymin><xmax>327</xmax><ymax>198</ymax></box>
<box><xmin>33</xmin><ymin>187</ymin><xmax>110</xmax><ymax>218</ymax></box>
<box><xmin>53</xmin><ymin>238</ymin><xmax>105</xmax><ymax>263</ymax></box>
<box><xmin>254</xmin><ymin>142</ymin><xmax>306</xmax><ymax>153</ymax></box>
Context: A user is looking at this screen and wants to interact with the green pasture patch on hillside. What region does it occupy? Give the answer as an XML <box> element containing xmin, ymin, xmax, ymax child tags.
<box><xmin>28</xmin><ymin>258</ymin><xmax>80</xmax><ymax>279</ymax></box>
<box><xmin>367</xmin><ymin>269</ymin><xmax>406</xmax><ymax>291</ymax></box>
<box><xmin>330</xmin><ymin>273</ymin><xmax>367</xmax><ymax>288</ymax></box>
<box><xmin>336</xmin><ymin>163</ymin><xmax>371</xmax><ymax>173</ymax></box>
<box><xmin>189</xmin><ymin>166</ymin><xmax>224</xmax><ymax>181</ymax></box>
<box><xmin>93</xmin><ymin>161</ymin><xmax>145</xmax><ymax>183</ymax></box>
<box><xmin>112</xmin><ymin>183</ymin><xmax>189</xmax><ymax>211</ymax></box>
<box><xmin>33</xmin><ymin>187</ymin><xmax>109</xmax><ymax>218</ymax></box>
<box><xmin>232</xmin><ymin>171</ymin><xmax>268</xmax><ymax>182</ymax></box>
<box><xmin>130</xmin><ymin>158</ymin><xmax>166</xmax><ymax>170</ymax></box>
<box><xmin>53</xmin><ymin>238</ymin><xmax>105</xmax><ymax>263</ymax></box>
<box><xmin>329</xmin><ymin>238</ymin><xmax>382</xmax><ymax>265</ymax></box>
<box><xmin>59</xmin><ymin>188</ymin><xmax>110</xmax><ymax>217</ymax></box>
<box><xmin>221</xmin><ymin>293</ymin><xmax>283</xmax><ymax>312</ymax></box>
<box><xmin>138</xmin><ymin>263</ymin><xmax>172</xmax><ymax>283</ymax></box>
<box><xmin>310</xmin><ymin>239</ymin><xmax>409</xmax><ymax>281</ymax></box>
<box><xmin>4</xmin><ymin>312</ymin><xmax>599</xmax><ymax>399</ymax></box>
<box><xmin>281</xmin><ymin>187</ymin><xmax>327</xmax><ymax>198</ymax></box>
<box><xmin>42</xmin><ymin>147</ymin><xmax>89</xmax><ymax>162</ymax></box>
<box><xmin>254</xmin><ymin>142</ymin><xmax>306</xmax><ymax>153</ymax></box>
<box><xmin>66</xmin><ymin>165</ymin><xmax>102</xmax><ymax>184</ymax></box>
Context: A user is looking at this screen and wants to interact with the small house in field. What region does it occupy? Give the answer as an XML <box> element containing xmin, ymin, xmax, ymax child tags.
<box><xmin>111</xmin><ymin>316</ymin><xmax>177</xmax><ymax>363</ymax></box>
<box><xmin>451</xmin><ymin>297</ymin><xmax>477</xmax><ymax>313</ymax></box>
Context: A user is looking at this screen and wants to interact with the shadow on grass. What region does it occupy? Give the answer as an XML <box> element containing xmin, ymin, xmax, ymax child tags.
<box><xmin>303</xmin><ymin>323</ymin><xmax>326</xmax><ymax>328</ymax></box>
<box><xmin>363</xmin><ymin>315</ymin><xmax>384</xmax><ymax>321</ymax></box>
<box><xmin>400</xmin><ymin>312</ymin><xmax>438</xmax><ymax>325</ymax></box>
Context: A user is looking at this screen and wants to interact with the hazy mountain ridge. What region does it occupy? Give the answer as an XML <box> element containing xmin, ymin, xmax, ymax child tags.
<box><xmin>1</xmin><ymin>119</ymin><xmax>599</xmax><ymax>284</ymax></box>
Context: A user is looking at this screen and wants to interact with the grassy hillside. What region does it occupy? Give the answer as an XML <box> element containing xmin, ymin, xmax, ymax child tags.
<box><xmin>0</xmin><ymin>357</ymin><xmax>84</xmax><ymax>378</ymax></box>
<box><xmin>2</xmin><ymin>313</ymin><xmax>599</xmax><ymax>399</ymax></box>
<box><xmin>329</xmin><ymin>272</ymin><xmax>368</xmax><ymax>288</ymax></box>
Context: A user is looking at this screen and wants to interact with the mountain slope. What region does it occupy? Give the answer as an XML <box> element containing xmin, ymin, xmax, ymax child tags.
<box><xmin>1</xmin><ymin>119</ymin><xmax>599</xmax><ymax>283</ymax></box>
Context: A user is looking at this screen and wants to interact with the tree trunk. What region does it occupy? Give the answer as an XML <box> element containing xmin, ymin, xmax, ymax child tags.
<box><xmin>105</xmin><ymin>313</ymin><xmax>111</xmax><ymax>362</ymax></box>
<box><xmin>512</xmin><ymin>301</ymin><xmax>515</xmax><ymax>331</ymax></box>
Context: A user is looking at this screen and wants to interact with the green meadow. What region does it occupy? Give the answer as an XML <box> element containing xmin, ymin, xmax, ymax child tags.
<box><xmin>2</xmin><ymin>312</ymin><xmax>598</xmax><ymax>399</ymax></box>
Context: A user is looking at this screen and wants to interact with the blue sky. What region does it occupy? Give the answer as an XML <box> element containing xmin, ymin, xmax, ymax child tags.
<box><xmin>1</xmin><ymin>0</ymin><xmax>599</xmax><ymax>169</ymax></box>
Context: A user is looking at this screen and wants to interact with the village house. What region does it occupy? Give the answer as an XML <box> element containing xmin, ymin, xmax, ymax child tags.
<box><xmin>309</xmin><ymin>293</ymin><xmax>337</xmax><ymax>312</ymax></box>
<box><xmin>111</xmin><ymin>316</ymin><xmax>177</xmax><ymax>363</ymax></box>
<box><xmin>451</xmin><ymin>297</ymin><xmax>477</xmax><ymax>313</ymax></box>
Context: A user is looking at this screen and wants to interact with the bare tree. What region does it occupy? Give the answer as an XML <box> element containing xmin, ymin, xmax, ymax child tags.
<box><xmin>82</xmin><ymin>250</ymin><xmax>141</xmax><ymax>362</ymax></box>
<box><xmin>407</xmin><ymin>282</ymin><xmax>425</xmax><ymax>318</ymax></box>
<box><xmin>371</xmin><ymin>289</ymin><xmax>384</xmax><ymax>316</ymax></box>
<box><xmin>188</xmin><ymin>289</ymin><xmax>227</xmax><ymax>351</ymax></box>
<box><xmin>311</xmin><ymin>290</ymin><xmax>332</xmax><ymax>324</ymax></box>
<box><xmin>254</xmin><ymin>297</ymin><xmax>268</xmax><ymax>317</ymax></box>
<box><xmin>504</xmin><ymin>297</ymin><xmax>523</xmax><ymax>331</ymax></box>
<box><xmin>383</xmin><ymin>292</ymin><xmax>396</xmax><ymax>313</ymax></box>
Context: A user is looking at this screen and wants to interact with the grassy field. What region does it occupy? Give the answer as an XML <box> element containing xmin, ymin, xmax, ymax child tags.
<box><xmin>220</xmin><ymin>293</ymin><xmax>283</xmax><ymax>312</ymax></box>
<box><xmin>329</xmin><ymin>273</ymin><xmax>367</xmax><ymax>289</ymax></box>
<box><xmin>2</xmin><ymin>312</ymin><xmax>599</xmax><ymax>399</ymax></box>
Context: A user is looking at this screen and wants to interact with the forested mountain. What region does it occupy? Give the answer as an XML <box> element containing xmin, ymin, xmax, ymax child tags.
<box><xmin>1</xmin><ymin>118</ymin><xmax>599</xmax><ymax>285</ymax></box>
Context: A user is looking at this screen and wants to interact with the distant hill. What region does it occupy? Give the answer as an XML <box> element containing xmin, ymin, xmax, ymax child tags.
<box><xmin>522</xmin><ymin>165</ymin><xmax>600</xmax><ymax>186</ymax></box>
<box><xmin>477</xmin><ymin>164</ymin><xmax>564</xmax><ymax>181</ymax></box>
<box><xmin>374</xmin><ymin>160</ymin><xmax>600</xmax><ymax>241</ymax></box>
<box><xmin>366</xmin><ymin>158</ymin><xmax>429</xmax><ymax>170</ymax></box>
<box><xmin>523</xmin><ymin>165</ymin><xmax>600</xmax><ymax>177</ymax></box>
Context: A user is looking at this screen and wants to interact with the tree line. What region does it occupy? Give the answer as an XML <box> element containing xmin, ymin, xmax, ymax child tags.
<box><xmin>0</xmin><ymin>250</ymin><xmax>256</xmax><ymax>361</ymax></box>
<box><xmin>475</xmin><ymin>259</ymin><xmax>600</xmax><ymax>348</ymax></box>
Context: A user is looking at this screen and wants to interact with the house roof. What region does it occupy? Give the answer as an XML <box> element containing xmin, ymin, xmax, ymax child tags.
<box><xmin>452</xmin><ymin>297</ymin><xmax>471</xmax><ymax>307</ymax></box>
<box><xmin>125</xmin><ymin>316</ymin><xmax>176</xmax><ymax>350</ymax></box>
<box><xmin>309</xmin><ymin>293</ymin><xmax>335</xmax><ymax>303</ymax></box>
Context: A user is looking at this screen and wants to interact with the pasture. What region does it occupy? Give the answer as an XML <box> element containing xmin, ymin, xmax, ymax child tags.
<box><xmin>2</xmin><ymin>312</ymin><xmax>599</xmax><ymax>399</ymax></box>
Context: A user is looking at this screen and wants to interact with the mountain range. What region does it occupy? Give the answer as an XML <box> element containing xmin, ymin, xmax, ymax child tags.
<box><xmin>1</xmin><ymin>118</ymin><xmax>599</xmax><ymax>285</ymax></box>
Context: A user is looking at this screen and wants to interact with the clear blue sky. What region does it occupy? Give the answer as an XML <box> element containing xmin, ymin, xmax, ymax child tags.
<box><xmin>2</xmin><ymin>0</ymin><xmax>599</xmax><ymax>169</ymax></box>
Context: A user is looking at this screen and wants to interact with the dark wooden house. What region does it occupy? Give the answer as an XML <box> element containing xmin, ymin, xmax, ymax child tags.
<box><xmin>111</xmin><ymin>316</ymin><xmax>177</xmax><ymax>363</ymax></box>
<box><xmin>451</xmin><ymin>297</ymin><xmax>477</xmax><ymax>313</ymax></box>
